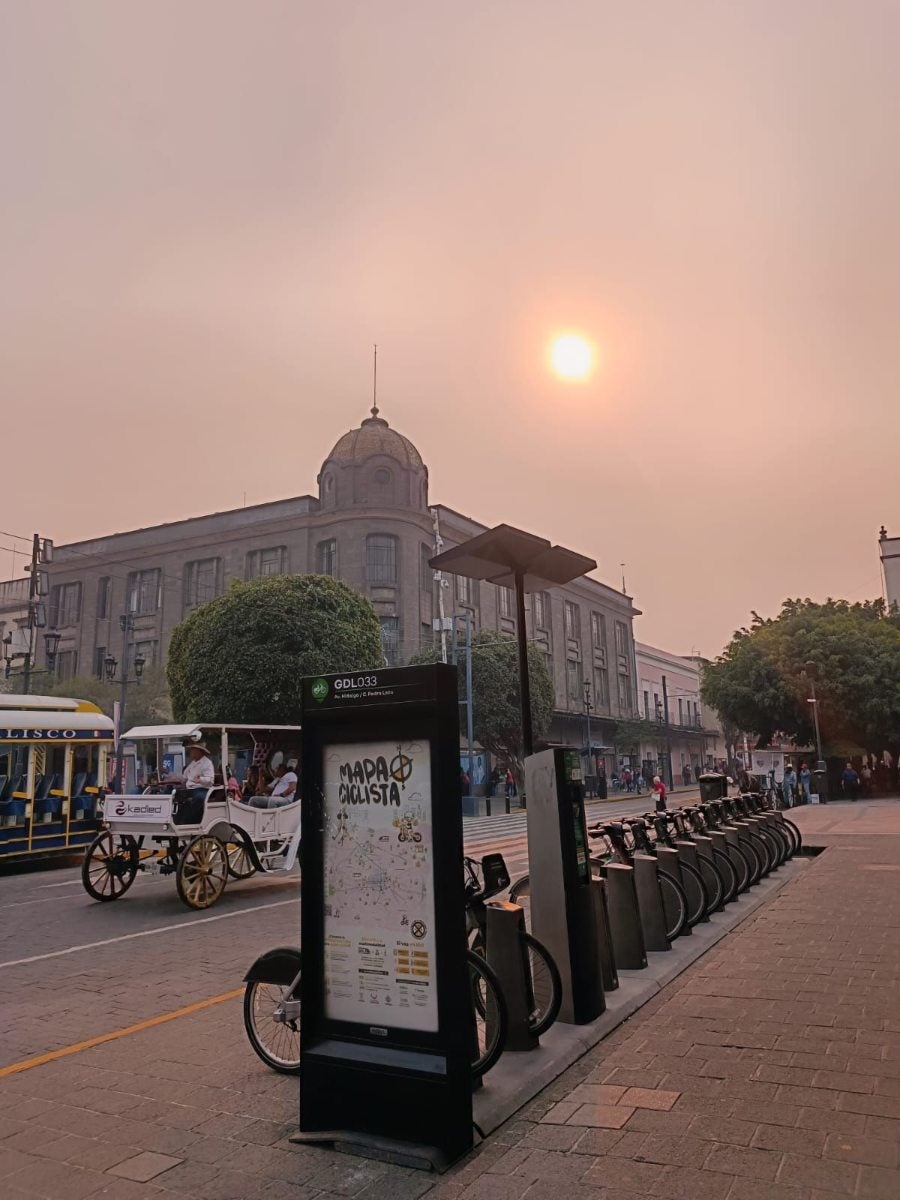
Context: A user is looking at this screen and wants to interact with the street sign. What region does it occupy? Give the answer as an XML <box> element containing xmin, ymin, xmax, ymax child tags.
<box><xmin>299</xmin><ymin>663</ymin><xmax>473</xmax><ymax>1169</ymax></box>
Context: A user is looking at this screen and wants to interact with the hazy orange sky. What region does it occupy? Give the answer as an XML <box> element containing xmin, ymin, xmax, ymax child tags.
<box><xmin>2</xmin><ymin>1</ymin><xmax>898</xmax><ymax>655</ymax></box>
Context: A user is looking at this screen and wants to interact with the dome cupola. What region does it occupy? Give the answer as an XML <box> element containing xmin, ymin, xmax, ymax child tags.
<box><xmin>318</xmin><ymin>406</ymin><xmax>428</xmax><ymax>512</ymax></box>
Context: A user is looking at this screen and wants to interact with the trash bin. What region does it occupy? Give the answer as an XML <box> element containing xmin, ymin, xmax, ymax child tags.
<box><xmin>596</xmin><ymin>773</ymin><xmax>608</xmax><ymax>800</ymax></box>
<box><xmin>698</xmin><ymin>772</ymin><xmax>727</xmax><ymax>803</ymax></box>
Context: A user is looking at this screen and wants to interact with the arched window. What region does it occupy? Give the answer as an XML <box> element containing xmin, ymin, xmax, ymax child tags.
<box><xmin>366</xmin><ymin>535</ymin><xmax>398</xmax><ymax>584</ymax></box>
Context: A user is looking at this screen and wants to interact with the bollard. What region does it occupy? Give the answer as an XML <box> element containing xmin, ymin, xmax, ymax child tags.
<box><xmin>691</xmin><ymin>835</ymin><xmax>725</xmax><ymax>911</ymax></box>
<box><xmin>601</xmin><ymin>863</ymin><xmax>647</xmax><ymax>969</ymax></box>
<box><xmin>590</xmin><ymin>878</ymin><xmax>618</xmax><ymax>992</ymax></box>
<box><xmin>632</xmin><ymin>853</ymin><xmax>671</xmax><ymax>952</ymax></box>
<box><xmin>485</xmin><ymin>902</ymin><xmax>540</xmax><ymax>1052</ymax></box>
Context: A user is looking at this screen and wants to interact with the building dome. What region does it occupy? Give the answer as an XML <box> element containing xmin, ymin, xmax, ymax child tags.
<box><xmin>324</xmin><ymin>407</ymin><xmax>424</xmax><ymax>469</ymax></box>
<box><xmin>318</xmin><ymin>406</ymin><xmax>428</xmax><ymax>513</ymax></box>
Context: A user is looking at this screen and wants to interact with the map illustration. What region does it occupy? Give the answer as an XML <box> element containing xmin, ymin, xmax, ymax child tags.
<box><xmin>321</xmin><ymin>739</ymin><xmax>438</xmax><ymax>1031</ymax></box>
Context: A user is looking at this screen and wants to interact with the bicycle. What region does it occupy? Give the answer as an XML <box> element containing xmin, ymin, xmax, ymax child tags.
<box><xmin>595</xmin><ymin>820</ymin><xmax>691</xmax><ymax>940</ymax></box>
<box><xmin>628</xmin><ymin>814</ymin><xmax>719</xmax><ymax>924</ymax></box>
<box><xmin>464</xmin><ymin>853</ymin><xmax>562</xmax><ymax>1038</ymax></box>
<box><xmin>243</xmin><ymin>942</ymin><xmax>509</xmax><ymax>1079</ymax></box>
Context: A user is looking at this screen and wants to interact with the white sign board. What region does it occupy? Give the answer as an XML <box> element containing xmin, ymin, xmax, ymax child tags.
<box><xmin>104</xmin><ymin>794</ymin><xmax>173</xmax><ymax>823</ymax></box>
<box><xmin>322</xmin><ymin>739</ymin><xmax>437</xmax><ymax>1032</ymax></box>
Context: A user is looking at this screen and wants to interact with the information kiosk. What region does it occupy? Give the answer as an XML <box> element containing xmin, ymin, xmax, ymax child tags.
<box><xmin>524</xmin><ymin>747</ymin><xmax>606</xmax><ymax>1024</ymax></box>
<box><xmin>298</xmin><ymin>664</ymin><xmax>473</xmax><ymax>1169</ymax></box>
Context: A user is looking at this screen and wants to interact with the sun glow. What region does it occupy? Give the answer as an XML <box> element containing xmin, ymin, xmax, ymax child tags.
<box><xmin>549</xmin><ymin>334</ymin><xmax>594</xmax><ymax>381</ymax></box>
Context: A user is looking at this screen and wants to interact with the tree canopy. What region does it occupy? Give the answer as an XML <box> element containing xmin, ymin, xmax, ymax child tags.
<box><xmin>412</xmin><ymin>629</ymin><xmax>555</xmax><ymax>769</ymax></box>
<box><xmin>701</xmin><ymin>598</ymin><xmax>900</xmax><ymax>755</ymax></box>
<box><xmin>167</xmin><ymin>574</ymin><xmax>384</xmax><ymax>724</ymax></box>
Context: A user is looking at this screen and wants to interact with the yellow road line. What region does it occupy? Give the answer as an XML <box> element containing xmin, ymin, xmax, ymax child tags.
<box><xmin>0</xmin><ymin>987</ymin><xmax>244</xmax><ymax>1078</ymax></box>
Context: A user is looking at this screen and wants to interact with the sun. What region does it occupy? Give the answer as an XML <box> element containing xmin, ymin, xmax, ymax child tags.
<box><xmin>549</xmin><ymin>334</ymin><xmax>594</xmax><ymax>381</ymax></box>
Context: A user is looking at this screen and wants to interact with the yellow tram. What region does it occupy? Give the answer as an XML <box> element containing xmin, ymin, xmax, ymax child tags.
<box><xmin>0</xmin><ymin>694</ymin><xmax>115</xmax><ymax>863</ymax></box>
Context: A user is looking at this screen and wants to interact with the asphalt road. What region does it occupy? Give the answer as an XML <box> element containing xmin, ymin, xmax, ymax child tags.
<box><xmin>0</xmin><ymin>790</ymin><xmax>690</xmax><ymax>1070</ymax></box>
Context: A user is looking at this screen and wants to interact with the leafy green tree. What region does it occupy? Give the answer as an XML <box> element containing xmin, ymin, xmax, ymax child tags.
<box><xmin>44</xmin><ymin>666</ymin><xmax>172</xmax><ymax>729</ymax></box>
<box><xmin>167</xmin><ymin>575</ymin><xmax>384</xmax><ymax>724</ymax></box>
<box><xmin>411</xmin><ymin>629</ymin><xmax>555</xmax><ymax>773</ymax></box>
<box><xmin>701</xmin><ymin>598</ymin><xmax>900</xmax><ymax>757</ymax></box>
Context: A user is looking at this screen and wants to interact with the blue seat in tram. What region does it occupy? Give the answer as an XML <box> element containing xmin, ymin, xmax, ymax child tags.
<box><xmin>0</xmin><ymin>773</ymin><xmax>27</xmax><ymax>821</ymax></box>
<box><xmin>34</xmin><ymin>773</ymin><xmax>62</xmax><ymax>818</ymax></box>
<box><xmin>73</xmin><ymin>772</ymin><xmax>98</xmax><ymax>818</ymax></box>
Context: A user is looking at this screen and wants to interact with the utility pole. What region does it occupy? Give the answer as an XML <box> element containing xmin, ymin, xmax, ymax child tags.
<box><xmin>583</xmin><ymin>679</ymin><xmax>593</xmax><ymax>798</ymax></box>
<box><xmin>464</xmin><ymin>610</ymin><xmax>474</xmax><ymax>791</ymax></box>
<box><xmin>115</xmin><ymin>613</ymin><xmax>135</xmax><ymax>791</ymax></box>
<box><xmin>22</xmin><ymin>535</ymin><xmax>52</xmax><ymax>694</ymax></box>
<box><xmin>661</xmin><ymin>674</ymin><xmax>674</xmax><ymax>791</ymax></box>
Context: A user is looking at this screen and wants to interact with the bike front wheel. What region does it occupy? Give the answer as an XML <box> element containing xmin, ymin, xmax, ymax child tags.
<box><xmin>658</xmin><ymin>872</ymin><xmax>688</xmax><ymax>940</ymax></box>
<box><xmin>468</xmin><ymin>949</ymin><xmax>508</xmax><ymax>1077</ymax></box>
<box><xmin>243</xmin><ymin>955</ymin><xmax>302</xmax><ymax>1075</ymax></box>
<box><xmin>470</xmin><ymin>931</ymin><xmax>563</xmax><ymax>1039</ymax></box>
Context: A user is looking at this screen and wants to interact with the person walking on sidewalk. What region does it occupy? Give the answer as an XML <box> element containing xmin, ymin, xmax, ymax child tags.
<box><xmin>800</xmin><ymin>762</ymin><xmax>812</xmax><ymax>805</ymax></box>
<box><xmin>782</xmin><ymin>763</ymin><xmax>797</xmax><ymax>808</ymax></box>
<box><xmin>653</xmin><ymin>775</ymin><xmax>668</xmax><ymax>811</ymax></box>
<box><xmin>841</xmin><ymin>762</ymin><xmax>860</xmax><ymax>801</ymax></box>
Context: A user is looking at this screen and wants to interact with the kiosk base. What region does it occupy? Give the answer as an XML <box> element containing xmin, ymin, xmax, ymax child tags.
<box><xmin>290</xmin><ymin>1128</ymin><xmax>461</xmax><ymax>1173</ymax></box>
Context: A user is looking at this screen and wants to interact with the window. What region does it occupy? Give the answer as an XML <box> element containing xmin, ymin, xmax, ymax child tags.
<box><xmin>618</xmin><ymin>669</ymin><xmax>634</xmax><ymax>714</ymax></box>
<box><xmin>643</xmin><ymin>689</ymin><xmax>650</xmax><ymax>719</ymax></box>
<box><xmin>678</xmin><ymin>698</ymin><xmax>684</xmax><ymax>726</ymax></box>
<box><xmin>543</xmin><ymin>650</ymin><xmax>554</xmax><ymax>684</ymax></box>
<box><xmin>94</xmin><ymin>646</ymin><xmax>106</xmax><ymax>679</ymax></box>
<box><xmin>49</xmin><ymin>582</ymin><xmax>82</xmax><ymax>628</ymax></box>
<box><xmin>457</xmin><ymin>575</ymin><xmax>474</xmax><ymax>606</ymax></box>
<box><xmin>56</xmin><ymin>649</ymin><xmax>77</xmax><ymax>681</ymax></box>
<box><xmin>421</xmin><ymin>622</ymin><xmax>434</xmax><ymax>651</ymax></box>
<box><xmin>499</xmin><ymin>586</ymin><xmax>514</xmax><ymax>619</ymax></box>
<box><xmin>591</xmin><ymin>611</ymin><xmax>607</xmax><ymax>649</ymax></box>
<box><xmin>366</xmin><ymin>535</ymin><xmax>398</xmax><ymax>584</ymax></box>
<box><xmin>653</xmin><ymin>692</ymin><xmax>661</xmax><ymax>719</ymax></box>
<box><xmin>246</xmin><ymin>546</ymin><xmax>286</xmax><ymax>579</ymax></box>
<box><xmin>566</xmin><ymin>658</ymin><xmax>583</xmax><ymax>702</ymax></box>
<box><xmin>317</xmin><ymin>539</ymin><xmax>338</xmax><ymax>578</ymax></box>
<box><xmin>127</xmin><ymin>569</ymin><xmax>161</xmax><ymax>615</ymax></box>
<box><xmin>564</xmin><ymin>600</ymin><xmax>580</xmax><ymax>641</ymax></box>
<box><xmin>615</xmin><ymin>620</ymin><xmax>630</xmax><ymax>658</ymax></box>
<box><xmin>184</xmin><ymin>558</ymin><xmax>222</xmax><ymax>610</ymax></box>
<box><xmin>593</xmin><ymin>667</ymin><xmax>610</xmax><ymax>709</ymax></box>
<box><xmin>380</xmin><ymin>616</ymin><xmax>400</xmax><ymax>666</ymax></box>
<box><xmin>533</xmin><ymin>591</ymin><xmax>549</xmax><ymax>628</ymax></box>
<box><xmin>97</xmin><ymin>577</ymin><xmax>111</xmax><ymax>619</ymax></box>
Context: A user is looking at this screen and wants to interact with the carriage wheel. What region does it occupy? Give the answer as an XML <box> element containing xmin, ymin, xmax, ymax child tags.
<box><xmin>226</xmin><ymin>837</ymin><xmax>256</xmax><ymax>880</ymax></box>
<box><xmin>176</xmin><ymin>835</ymin><xmax>229</xmax><ymax>909</ymax></box>
<box><xmin>82</xmin><ymin>832</ymin><xmax>139</xmax><ymax>902</ymax></box>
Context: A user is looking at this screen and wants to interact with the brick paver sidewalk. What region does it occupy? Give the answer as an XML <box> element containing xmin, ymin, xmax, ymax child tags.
<box><xmin>1</xmin><ymin>812</ymin><xmax>898</xmax><ymax>1199</ymax></box>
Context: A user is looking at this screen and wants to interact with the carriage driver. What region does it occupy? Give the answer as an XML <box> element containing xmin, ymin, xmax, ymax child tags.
<box><xmin>161</xmin><ymin>741</ymin><xmax>215</xmax><ymax>795</ymax></box>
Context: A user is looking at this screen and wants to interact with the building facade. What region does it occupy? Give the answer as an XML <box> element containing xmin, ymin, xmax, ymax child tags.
<box><xmin>879</xmin><ymin>527</ymin><xmax>900</xmax><ymax>612</ymax></box>
<box><xmin>33</xmin><ymin>408</ymin><xmax>641</xmax><ymax>746</ymax></box>
<box><xmin>634</xmin><ymin>642</ymin><xmax>722</xmax><ymax>785</ymax></box>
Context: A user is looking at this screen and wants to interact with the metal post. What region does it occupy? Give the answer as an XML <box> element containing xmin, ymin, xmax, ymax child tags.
<box><xmin>661</xmin><ymin>674</ymin><xmax>673</xmax><ymax>790</ymax></box>
<box><xmin>809</xmin><ymin>678</ymin><xmax>823</xmax><ymax>765</ymax></box>
<box><xmin>22</xmin><ymin>534</ymin><xmax>40</xmax><ymax>695</ymax></box>
<box><xmin>464</xmin><ymin>610</ymin><xmax>474</xmax><ymax>793</ymax></box>
<box><xmin>584</xmin><ymin>680</ymin><xmax>593</xmax><ymax>798</ymax></box>
<box><xmin>116</xmin><ymin>614</ymin><xmax>132</xmax><ymax>792</ymax></box>
<box><xmin>514</xmin><ymin>571</ymin><xmax>533</xmax><ymax>759</ymax></box>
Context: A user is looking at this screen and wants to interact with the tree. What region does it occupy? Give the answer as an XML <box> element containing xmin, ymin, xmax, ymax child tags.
<box><xmin>44</xmin><ymin>666</ymin><xmax>172</xmax><ymax>729</ymax></box>
<box><xmin>701</xmin><ymin>598</ymin><xmax>900</xmax><ymax>758</ymax></box>
<box><xmin>411</xmin><ymin>629</ymin><xmax>555</xmax><ymax>774</ymax></box>
<box><xmin>167</xmin><ymin>574</ymin><xmax>384</xmax><ymax>724</ymax></box>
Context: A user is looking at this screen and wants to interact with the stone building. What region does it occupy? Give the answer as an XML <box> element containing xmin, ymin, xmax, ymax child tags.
<box><xmin>634</xmin><ymin>642</ymin><xmax>721</xmax><ymax>785</ymax></box>
<box><xmin>34</xmin><ymin>407</ymin><xmax>640</xmax><ymax>748</ymax></box>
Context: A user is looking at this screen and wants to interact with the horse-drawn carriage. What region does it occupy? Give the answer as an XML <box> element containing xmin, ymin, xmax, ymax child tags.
<box><xmin>81</xmin><ymin>721</ymin><xmax>302</xmax><ymax>909</ymax></box>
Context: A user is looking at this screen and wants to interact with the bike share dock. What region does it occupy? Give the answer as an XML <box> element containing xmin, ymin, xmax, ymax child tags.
<box><xmin>472</xmin><ymin>837</ymin><xmax>806</xmax><ymax>1138</ymax></box>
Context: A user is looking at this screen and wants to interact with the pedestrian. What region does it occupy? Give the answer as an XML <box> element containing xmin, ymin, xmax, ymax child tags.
<box><xmin>861</xmin><ymin>762</ymin><xmax>873</xmax><ymax>796</ymax></box>
<box><xmin>841</xmin><ymin>762</ymin><xmax>860</xmax><ymax>802</ymax></box>
<box><xmin>782</xmin><ymin>763</ymin><xmax>797</xmax><ymax>809</ymax></box>
<box><xmin>487</xmin><ymin>766</ymin><xmax>500</xmax><ymax>799</ymax></box>
<box><xmin>652</xmin><ymin>775</ymin><xmax>668</xmax><ymax>811</ymax></box>
<box><xmin>622</xmin><ymin>767</ymin><xmax>633</xmax><ymax>793</ymax></box>
<box><xmin>460</xmin><ymin>768</ymin><xmax>470</xmax><ymax>793</ymax></box>
<box><xmin>799</xmin><ymin>762</ymin><xmax>812</xmax><ymax>805</ymax></box>
<box><xmin>505</xmin><ymin>767</ymin><xmax>516</xmax><ymax>801</ymax></box>
<box><xmin>682</xmin><ymin>763</ymin><xmax>691</xmax><ymax>787</ymax></box>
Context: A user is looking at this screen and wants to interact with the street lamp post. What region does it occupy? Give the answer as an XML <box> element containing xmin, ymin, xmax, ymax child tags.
<box><xmin>106</xmin><ymin>614</ymin><xmax>146</xmax><ymax>791</ymax></box>
<box><xmin>804</xmin><ymin>660</ymin><xmax>827</xmax><ymax>802</ymax></box>
<box><xmin>583</xmin><ymin>679</ymin><xmax>593</xmax><ymax>797</ymax></box>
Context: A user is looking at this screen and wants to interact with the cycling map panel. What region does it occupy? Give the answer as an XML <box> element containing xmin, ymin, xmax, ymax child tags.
<box><xmin>321</xmin><ymin>738</ymin><xmax>437</xmax><ymax>1032</ymax></box>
